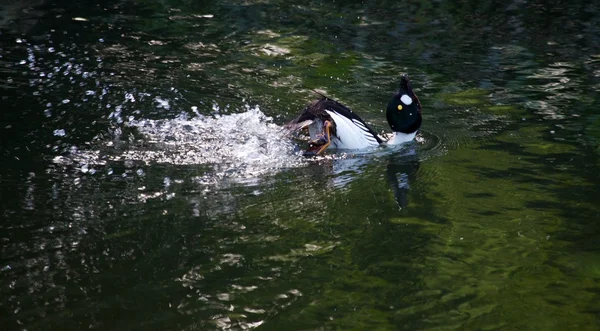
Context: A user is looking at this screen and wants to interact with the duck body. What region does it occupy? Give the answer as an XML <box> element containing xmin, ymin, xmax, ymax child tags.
<box><xmin>288</xmin><ymin>75</ymin><xmax>422</xmax><ymax>156</ymax></box>
<box><xmin>304</xmin><ymin>98</ymin><xmax>383</xmax><ymax>150</ymax></box>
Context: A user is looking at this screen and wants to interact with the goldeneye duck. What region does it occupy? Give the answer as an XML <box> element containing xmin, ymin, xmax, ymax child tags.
<box><xmin>288</xmin><ymin>74</ymin><xmax>422</xmax><ymax>156</ymax></box>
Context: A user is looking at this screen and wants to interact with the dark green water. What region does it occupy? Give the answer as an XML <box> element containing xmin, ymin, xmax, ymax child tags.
<box><xmin>1</xmin><ymin>0</ymin><xmax>600</xmax><ymax>330</ymax></box>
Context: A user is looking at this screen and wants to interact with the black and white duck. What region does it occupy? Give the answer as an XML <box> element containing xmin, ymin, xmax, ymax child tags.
<box><xmin>288</xmin><ymin>74</ymin><xmax>422</xmax><ymax>156</ymax></box>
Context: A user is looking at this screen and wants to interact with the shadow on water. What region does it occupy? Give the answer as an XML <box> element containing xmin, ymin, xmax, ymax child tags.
<box><xmin>1</xmin><ymin>0</ymin><xmax>600</xmax><ymax>330</ymax></box>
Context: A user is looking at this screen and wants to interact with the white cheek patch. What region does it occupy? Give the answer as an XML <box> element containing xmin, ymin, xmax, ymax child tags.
<box><xmin>401</xmin><ymin>94</ymin><xmax>412</xmax><ymax>105</ymax></box>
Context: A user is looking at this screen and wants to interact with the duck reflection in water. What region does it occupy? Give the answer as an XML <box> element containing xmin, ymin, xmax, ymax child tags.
<box><xmin>385</xmin><ymin>145</ymin><xmax>420</xmax><ymax>209</ymax></box>
<box><xmin>298</xmin><ymin>143</ymin><xmax>421</xmax><ymax>210</ymax></box>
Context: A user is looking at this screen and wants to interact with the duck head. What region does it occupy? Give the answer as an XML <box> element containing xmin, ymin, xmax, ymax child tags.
<box><xmin>386</xmin><ymin>74</ymin><xmax>422</xmax><ymax>134</ymax></box>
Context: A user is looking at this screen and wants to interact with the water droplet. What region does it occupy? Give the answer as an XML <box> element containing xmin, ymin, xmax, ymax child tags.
<box><xmin>62</xmin><ymin>99</ymin><xmax>70</xmax><ymax>104</ymax></box>
<box><xmin>53</xmin><ymin>129</ymin><xmax>66</xmax><ymax>137</ymax></box>
<box><xmin>154</xmin><ymin>97</ymin><xmax>170</xmax><ymax>109</ymax></box>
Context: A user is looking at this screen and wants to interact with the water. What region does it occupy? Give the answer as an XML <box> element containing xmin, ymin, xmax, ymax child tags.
<box><xmin>1</xmin><ymin>0</ymin><xmax>600</xmax><ymax>330</ymax></box>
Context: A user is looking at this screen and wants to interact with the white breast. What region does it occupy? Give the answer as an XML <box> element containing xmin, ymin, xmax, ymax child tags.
<box><xmin>326</xmin><ymin>110</ymin><xmax>380</xmax><ymax>150</ymax></box>
<box><xmin>386</xmin><ymin>131</ymin><xmax>417</xmax><ymax>145</ymax></box>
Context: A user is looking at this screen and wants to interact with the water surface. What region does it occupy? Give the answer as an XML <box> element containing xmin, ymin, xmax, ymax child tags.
<box><xmin>1</xmin><ymin>0</ymin><xmax>600</xmax><ymax>330</ymax></box>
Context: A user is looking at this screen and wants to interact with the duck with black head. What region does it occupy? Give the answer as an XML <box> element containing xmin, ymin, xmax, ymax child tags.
<box><xmin>288</xmin><ymin>74</ymin><xmax>422</xmax><ymax>156</ymax></box>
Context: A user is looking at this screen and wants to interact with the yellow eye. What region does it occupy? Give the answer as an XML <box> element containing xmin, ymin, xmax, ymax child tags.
<box><xmin>397</xmin><ymin>105</ymin><xmax>403</xmax><ymax>111</ymax></box>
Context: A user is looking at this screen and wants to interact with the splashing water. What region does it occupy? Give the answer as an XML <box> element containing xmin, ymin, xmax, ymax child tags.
<box><xmin>124</xmin><ymin>105</ymin><xmax>303</xmax><ymax>177</ymax></box>
<box><xmin>61</xmin><ymin>105</ymin><xmax>305</xmax><ymax>185</ymax></box>
<box><xmin>14</xmin><ymin>34</ymin><xmax>303</xmax><ymax>185</ymax></box>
